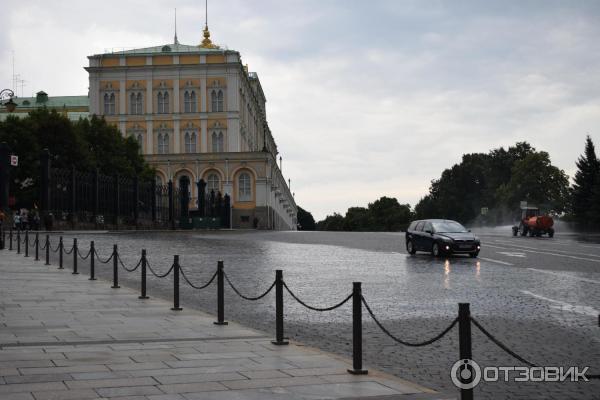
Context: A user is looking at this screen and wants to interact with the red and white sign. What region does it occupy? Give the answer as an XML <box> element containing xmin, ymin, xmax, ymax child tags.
<box><xmin>10</xmin><ymin>155</ymin><xmax>18</xmax><ymax>166</ymax></box>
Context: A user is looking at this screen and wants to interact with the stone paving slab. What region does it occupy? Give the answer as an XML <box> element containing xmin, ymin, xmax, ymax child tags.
<box><xmin>0</xmin><ymin>250</ymin><xmax>454</xmax><ymax>399</ymax></box>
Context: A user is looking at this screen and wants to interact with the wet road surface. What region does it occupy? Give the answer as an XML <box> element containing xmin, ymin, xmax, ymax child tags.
<box><xmin>40</xmin><ymin>228</ymin><xmax>600</xmax><ymax>399</ymax></box>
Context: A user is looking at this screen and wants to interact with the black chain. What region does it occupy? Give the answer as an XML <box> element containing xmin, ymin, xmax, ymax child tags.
<box><xmin>179</xmin><ymin>267</ymin><xmax>218</xmax><ymax>290</ymax></box>
<box><xmin>63</xmin><ymin>246</ymin><xmax>75</xmax><ymax>255</ymax></box>
<box><xmin>471</xmin><ymin>317</ymin><xmax>538</xmax><ymax>367</ymax></box>
<box><xmin>118</xmin><ymin>254</ymin><xmax>142</xmax><ymax>272</ymax></box>
<box><xmin>51</xmin><ymin>243</ymin><xmax>61</xmax><ymax>253</ymax></box>
<box><xmin>147</xmin><ymin>261</ymin><xmax>175</xmax><ymax>278</ymax></box>
<box><xmin>224</xmin><ymin>272</ymin><xmax>275</xmax><ymax>301</ymax></box>
<box><xmin>362</xmin><ymin>296</ymin><xmax>458</xmax><ymax>347</ymax></box>
<box><xmin>283</xmin><ymin>281</ymin><xmax>352</xmax><ymax>312</ymax></box>
<box><xmin>40</xmin><ymin>239</ymin><xmax>48</xmax><ymax>250</ymax></box>
<box><xmin>94</xmin><ymin>250</ymin><xmax>114</xmax><ymax>264</ymax></box>
<box><xmin>77</xmin><ymin>248</ymin><xmax>92</xmax><ymax>260</ymax></box>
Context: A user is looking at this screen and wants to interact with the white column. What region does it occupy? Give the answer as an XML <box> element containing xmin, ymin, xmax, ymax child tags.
<box><xmin>201</xmin><ymin>119</ymin><xmax>208</xmax><ymax>153</ymax></box>
<box><xmin>146</xmin><ymin>120</ymin><xmax>153</xmax><ymax>154</ymax></box>
<box><xmin>174</xmin><ymin>120</ymin><xmax>180</xmax><ymax>153</ymax></box>
<box><xmin>200</xmin><ymin>78</ymin><xmax>207</xmax><ymax>112</ymax></box>
<box><xmin>119</xmin><ymin>79</ymin><xmax>126</xmax><ymax>115</ymax></box>
<box><xmin>146</xmin><ymin>79</ymin><xmax>153</xmax><ymax>114</ymax></box>
<box><xmin>173</xmin><ymin>79</ymin><xmax>180</xmax><ymax>113</ymax></box>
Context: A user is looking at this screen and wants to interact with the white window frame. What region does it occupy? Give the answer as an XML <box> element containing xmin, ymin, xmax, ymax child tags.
<box><xmin>238</xmin><ymin>172</ymin><xmax>251</xmax><ymax>201</ymax></box>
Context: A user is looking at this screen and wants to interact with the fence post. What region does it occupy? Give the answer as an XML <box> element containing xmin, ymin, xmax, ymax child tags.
<box><xmin>112</xmin><ymin>244</ymin><xmax>120</xmax><ymax>288</ymax></box>
<box><xmin>9</xmin><ymin>227</ymin><xmax>13</xmax><ymax>250</ymax></box>
<box><xmin>0</xmin><ymin>226</ymin><xmax>4</xmax><ymax>250</ymax></box>
<box><xmin>133</xmin><ymin>175</ymin><xmax>139</xmax><ymax>229</ymax></box>
<box><xmin>70</xmin><ymin>166</ymin><xmax>76</xmax><ymax>229</ymax></box>
<box><xmin>93</xmin><ymin>168</ymin><xmax>99</xmax><ymax>229</ymax></box>
<box><xmin>24</xmin><ymin>231</ymin><xmax>29</xmax><ymax>257</ymax></box>
<box><xmin>58</xmin><ymin>236</ymin><xmax>63</xmax><ymax>269</ymax></box>
<box><xmin>214</xmin><ymin>260</ymin><xmax>228</xmax><ymax>325</ymax></box>
<box><xmin>171</xmin><ymin>255</ymin><xmax>182</xmax><ymax>311</ymax></box>
<box><xmin>89</xmin><ymin>241</ymin><xmax>96</xmax><ymax>280</ymax></box>
<box><xmin>458</xmin><ymin>303</ymin><xmax>473</xmax><ymax>400</ymax></box>
<box><xmin>114</xmin><ymin>174</ymin><xmax>120</xmax><ymax>230</ymax></box>
<box><xmin>45</xmin><ymin>235</ymin><xmax>50</xmax><ymax>265</ymax></box>
<box><xmin>35</xmin><ymin>232</ymin><xmax>40</xmax><ymax>261</ymax></box>
<box><xmin>151</xmin><ymin>179</ymin><xmax>157</xmax><ymax>224</ymax></box>
<box><xmin>271</xmin><ymin>269</ymin><xmax>288</xmax><ymax>345</ymax></box>
<box><xmin>17</xmin><ymin>229</ymin><xmax>21</xmax><ymax>254</ymax></box>
<box><xmin>39</xmin><ymin>149</ymin><xmax>51</xmax><ymax>229</ymax></box>
<box><xmin>139</xmin><ymin>249</ymin><xmax>149</xmax><ymax>299</ymax></box>
<box><xmin>348</xmin><ymin>282</ymin><xmax>368</xmax><ymax>374</ymax></box>
<box><xmin>72</xmin><ymin>238</ymin><xmax>78</xmax><ymax>274</ymax></box>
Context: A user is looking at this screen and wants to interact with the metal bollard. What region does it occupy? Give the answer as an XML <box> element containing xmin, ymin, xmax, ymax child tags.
<box><xmin>458</xmin><ymin>303</ymin><xmax>473</xmax><ymax>400</ymax></box>
<box><xmin>89</xmin><ymin>241</ymin><xmax>96</xmax><ymax>280</ymax></box>
<box><xmin>214</xmin><ymin>260</ymin><xmax>228</xmax><ymax>325</ymax></box>
<box><xmin>271</xmin><ymin>269</ymin><xmax>288</xmax><ymax>345</ymax></box>
<box><xmin>24</xmin><ymin>231</ymin><xmax>29</xmax><ymax>257</ymax></box>
<box><xmin>72</xmin><ymin>238</ymin><xmax>79</xmax><ymax>274</ymax></box>
<box><xmin>171</xmin><ymin>255</ymin><xmax>182</xmax><ymax>311</ymax></box>
<box><xmin>348</xmin><ymin>282</ymin><xmax>368</xmax><ymax>374</ymax></box>
<box><xmin>112</xmin><ymin>244</ymin><xmax>120</xmax><ymax>288</ymax></box>
<box><xmin>58</xmin><ymin>236</ymin><xmax>64</xmax><ymax>269</ymax></box>
<box><xmin>139</xmin><ymin>249</ymin><xmax>149</xmax><ymax>299</ymax></box>
<box><xmin>35</xmin><ymin>232</ymin><xmax>40</xmax><ymax>261</ymax></box>
<box><xmin>45</xmin><ymin>235</ymin><xmax>50</xmax><ymax>265</ymax></box>
<box><xmin>9</xmin><ymin>227</ymin><xmax>13</xmax><ymax>250</ymax></box>
<box><xmin>0</xmin><ymin>226</ymin><xmax>4</xmax><ymax>250</ymax></box>
<box><xmin>17</xmin><ymin>230</ymin><xmax>20</xmax><ymax>254</ymax></box>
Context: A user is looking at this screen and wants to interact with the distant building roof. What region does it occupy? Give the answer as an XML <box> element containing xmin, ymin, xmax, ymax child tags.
<box><xmin>92</xmin><ymin>42</ymin><xmax>235</xmax><ymax>57</ymax></box>
<box><xmin>8</xmin><ymin>94</ymin><xmax>89</xmax><ymax>109</ymax></box>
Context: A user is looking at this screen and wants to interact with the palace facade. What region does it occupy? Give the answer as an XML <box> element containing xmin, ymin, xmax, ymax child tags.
<box><xmin>85</xmin><ymin>26</ymin><xmax>297</xmax><ymax>230</ymax></box>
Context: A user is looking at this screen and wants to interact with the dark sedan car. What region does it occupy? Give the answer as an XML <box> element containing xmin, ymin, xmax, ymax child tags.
<box><xmin>405</xmin><ymin>219</ymin><xmax>480</xmax><ymax>257</ymax></box>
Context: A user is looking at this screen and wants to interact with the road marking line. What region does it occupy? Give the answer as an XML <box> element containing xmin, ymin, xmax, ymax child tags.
<box><xmin>497</xmin><ymin>251</ymin><xmax>526</xmax><ymax>258</ymax></box>
<box><xmin>520</xmin><ymin>290</ymin><xmax>598</xmax><ymax>317</ymax></box>
<box><xmin>485</xmin><ymin>243</ymin><xmax>600</xmax><ymax>263</ymax></box>
<box><xmin>479</xmin><ymin>257</ymin><xmax>513</xmax><ymax>266</ymax></box>
<box><xmin>527</xmin><ymin>268</ymin><xmax>600</xmax><ymax>285</ymax></box>
<box><xmin>492</xmin><ymin>240</ymin><xmax>600</xmax><ymax>258</ymax></box>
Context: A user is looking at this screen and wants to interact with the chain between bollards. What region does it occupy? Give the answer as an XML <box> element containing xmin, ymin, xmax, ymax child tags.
<box><xmin>214</xmin><ymin>260</ymin><xmax>228</xmax><ymax>325</ymax></box>
<box><xmin>58</xmin><ymin>237</ymin><xmax>64</xmax><ymax>269</ymax></box>
<box><xmin>89</xmin><ymin>241</ymin><xmax>96</xmax><ymax>280</ymax></box>
<box><xmin>139</xmin><ymin>249</ymin><xmax>149</xmax><ymax>299</ymax></box>
<box><xmin>112</xmin><ymin>244</ymin><xmax>120</xmax><ymax>288</ymax></box>
<box><xmin>458</xmin><ymin>303</ymin><xmax>473</xmax><ymax>400</ymax></box>
<box><xmin>171</xmin><ymin>255</ymin><xmax>182</xmax><ymax>311</ymax></box>
<box><xmin>72</xmin><ymin>238</ymin><xmax>79</xmax><ymax>274</ymax></box>
<box><xmin>348</xmin><ymin>282</ymin><xmax>368</xmax><ymax>375</ymax></box>
<box><xmin>24</xmin><ymin>231</ymin><xmax>29</xmax><ymax>257</ymax></box>
<box><xmin>35</xmin><ymin>232</ymin><xmax>40</xmax><ymax>261</ymax></box>
<box><xmin>272</xmin><ymin>269</ymin><xmax>288</xmax><ymax>345</ymax></box>
<box><xmin>44</xmin><ymin>235</ymin><xmax>50</xmax><ymax>265</ymax></box>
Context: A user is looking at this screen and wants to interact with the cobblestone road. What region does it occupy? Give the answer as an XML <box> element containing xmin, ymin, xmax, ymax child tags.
<box><xmin>34</xmin><ymin>228</ymin><xmax>600</xmax><ymax>399</ymax></box>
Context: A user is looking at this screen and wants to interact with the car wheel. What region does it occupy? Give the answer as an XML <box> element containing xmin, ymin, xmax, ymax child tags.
<box><xmin>406</xmin><ymin>240</ymin><xmax>417</xmax><ymax>255</ymax></box>
<box><xmin>548</xmin><ymin>229</ymin><xmax>554</xmax><ymax>238</ymax></box>
<box><xmin>432</xmin><ymin>242</ymin><xmax>441</xmax><ymax>257</ymax></box>
<box><xmin>470</xmin><ymin>251</ymin><xmax>479</xmax><ymax>258</ymax></box>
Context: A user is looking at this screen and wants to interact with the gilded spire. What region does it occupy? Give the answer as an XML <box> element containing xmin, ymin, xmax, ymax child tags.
<box><xmin>199</xmin><ymin>0</ymin><xmax>219</xmax><ymax>49</ymax></box>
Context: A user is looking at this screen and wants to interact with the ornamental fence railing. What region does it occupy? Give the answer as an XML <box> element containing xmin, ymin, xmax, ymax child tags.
<box><xmin>1</xmin><ymin>228</ymin><xmax>598</xmax><ymax>400</ymax></box>
<box><xmin>36</xmin><ymin>149</ymin><xmax>230</xmax><ymax>230</ymax></box>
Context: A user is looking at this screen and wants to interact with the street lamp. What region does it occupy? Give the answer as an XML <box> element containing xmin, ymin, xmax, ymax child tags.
<box><xmin>0</xmin><ymin>89</ymin><xmax>17</xmax><ymax>113</ymax></box>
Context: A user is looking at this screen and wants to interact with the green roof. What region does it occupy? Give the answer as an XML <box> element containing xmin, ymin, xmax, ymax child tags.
<box><xmin>92</xmin><ymin>43</ymin><xmax>233</xmax><ymax>57</ymax></box>
<box><xmin>10</xmin><ymin>95</ymin><xmax>89</xmax><ymax>109</ymax></box>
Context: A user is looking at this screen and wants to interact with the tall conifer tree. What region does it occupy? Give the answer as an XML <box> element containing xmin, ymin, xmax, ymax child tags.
<box><xmin>571</xmin><ymin>136</ymin><xmax>600</xmax><ymax>223</ymax></box>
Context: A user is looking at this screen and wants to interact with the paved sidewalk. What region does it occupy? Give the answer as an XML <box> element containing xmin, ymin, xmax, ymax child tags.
<box><xmin>0</xmin><ymin>249</ymin><xmax>454</xmax><ymax>400</ymax></box>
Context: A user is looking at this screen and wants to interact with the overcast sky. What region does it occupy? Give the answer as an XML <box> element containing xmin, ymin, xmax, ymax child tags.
<box><xmin>1</xmin><ymin>1</ymin><xmax>599</xmax><ymax>219</ymax></box>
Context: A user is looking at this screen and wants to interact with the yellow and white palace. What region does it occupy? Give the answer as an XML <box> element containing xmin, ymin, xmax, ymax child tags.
<box><xmin>85</xmin><ymin>25</ymin><xmax>297</xmax><ymax>230</ymax></box>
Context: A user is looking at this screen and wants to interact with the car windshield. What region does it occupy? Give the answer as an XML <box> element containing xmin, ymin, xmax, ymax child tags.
<box><xmin>432</xmin><ymin>221</ymin><xmax>468</xmax><ymax>233</ymax></box>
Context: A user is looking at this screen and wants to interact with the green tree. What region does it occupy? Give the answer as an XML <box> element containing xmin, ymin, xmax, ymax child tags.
<box><xmin>296</xmin><ymin>206</ymin><xmax>316</xmax><ymax>230</ymax></box>
<box><xmin>343</xmin><ymin>207</ymin><xmax>368</xmax><ymax>231</ymax></box>
<box><xmin>316</xmin><ymin>213</ymin><xmax>345</xmax><ymax>231</ymax></box>
<box><xmin>570</xmin><ymin>136</ymin><xmax>600</xmax><ymax>223</ymax></box>
<box><xmin>497</xmin><ymin>151</ymin><xmax>569</xmax><ymax>213</ymax></box>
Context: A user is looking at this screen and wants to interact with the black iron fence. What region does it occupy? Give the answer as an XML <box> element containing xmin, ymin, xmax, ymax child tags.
<box><xmin>1</xmin><ymin>229</ymin><xmax>597</xmax><ymax>400</ymax></box>
<box><xmin>37</xmin><ymin>149</ymin><xmax>230</xmax><ymax>230</ymax></box>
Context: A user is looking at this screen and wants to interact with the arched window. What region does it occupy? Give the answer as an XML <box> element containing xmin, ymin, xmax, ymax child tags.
<box><xmin>211</xmin><ymin>132</ymin><xmax>224</xmax><ymax>152</ymax></box>
<box><xmin>158</xmin><ymin>91</ymin><xmax>169</xmax><ymax>114</ymax></box>
<box><xmin>158</xmin><ymin>133</ymin><xmax>169</xmax><ymax>154</ymax></box>
<box><xmin>190</xmin><ymin>91</ymin><xmax>196</xmax><ymax>112</ymax></box>
<box><xmin>184</xmin><ymin>91</ymin><xmax>190</xmax><ymax>113</ymax></box>
<box><xmin>211</xmin><ymin>90</ymin><xmax>217</xmax><ymax>112</ymax></box>
<box><xmin>155</xmin><ymin>175</ymin><xmax>163</xmax><ymax>186</ymax></box>
<box><xmin>179</xmin><ymin>175</ymin><xmax>190</xmax><ymax>192</ymax></box>
<box><xmin>218</xmin><ymin>131</ymin><xmax>224</xmax><ymax>152</ymax></box>
<box><xmin>207</xmin><ymin>173</ymin><xmax>220</xmax><ymax>193</ymax></box>
<box><xmin>217</xmin><ymin>90</ymin><xmax>224</xmax><ymax>112</ymax></box>
<box><xmin>238</xmin><ymin>172</ymin><xmax>251</xmax><ymax>201</ymax></box>
<box><xmin>130</xmin><ymin>93</ymin><xmax>136</xmax><ymax>114</ymax></box>
<box><xmin>104</xmin><ymin>93</ymin><xmax>116</xmax><ymax>115</ymax></box>
<box><xmin>136</xmin><ymin>92</ymin><xmax>143</xmax><ymax>114</ymax></box>
<box><xmin>136</xmin><ymin>134</ymin><xmax>143</xmax><ymax>154</ymax></box>
<box><xmin>130</xmin><ymin>92</ymin><xmax>143</xmax><ymax>114</ymax></box>
<box><xmin>184</xmin><ymin>131</ymin><xmax>196</xmax><ymax>153</ymax></box>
